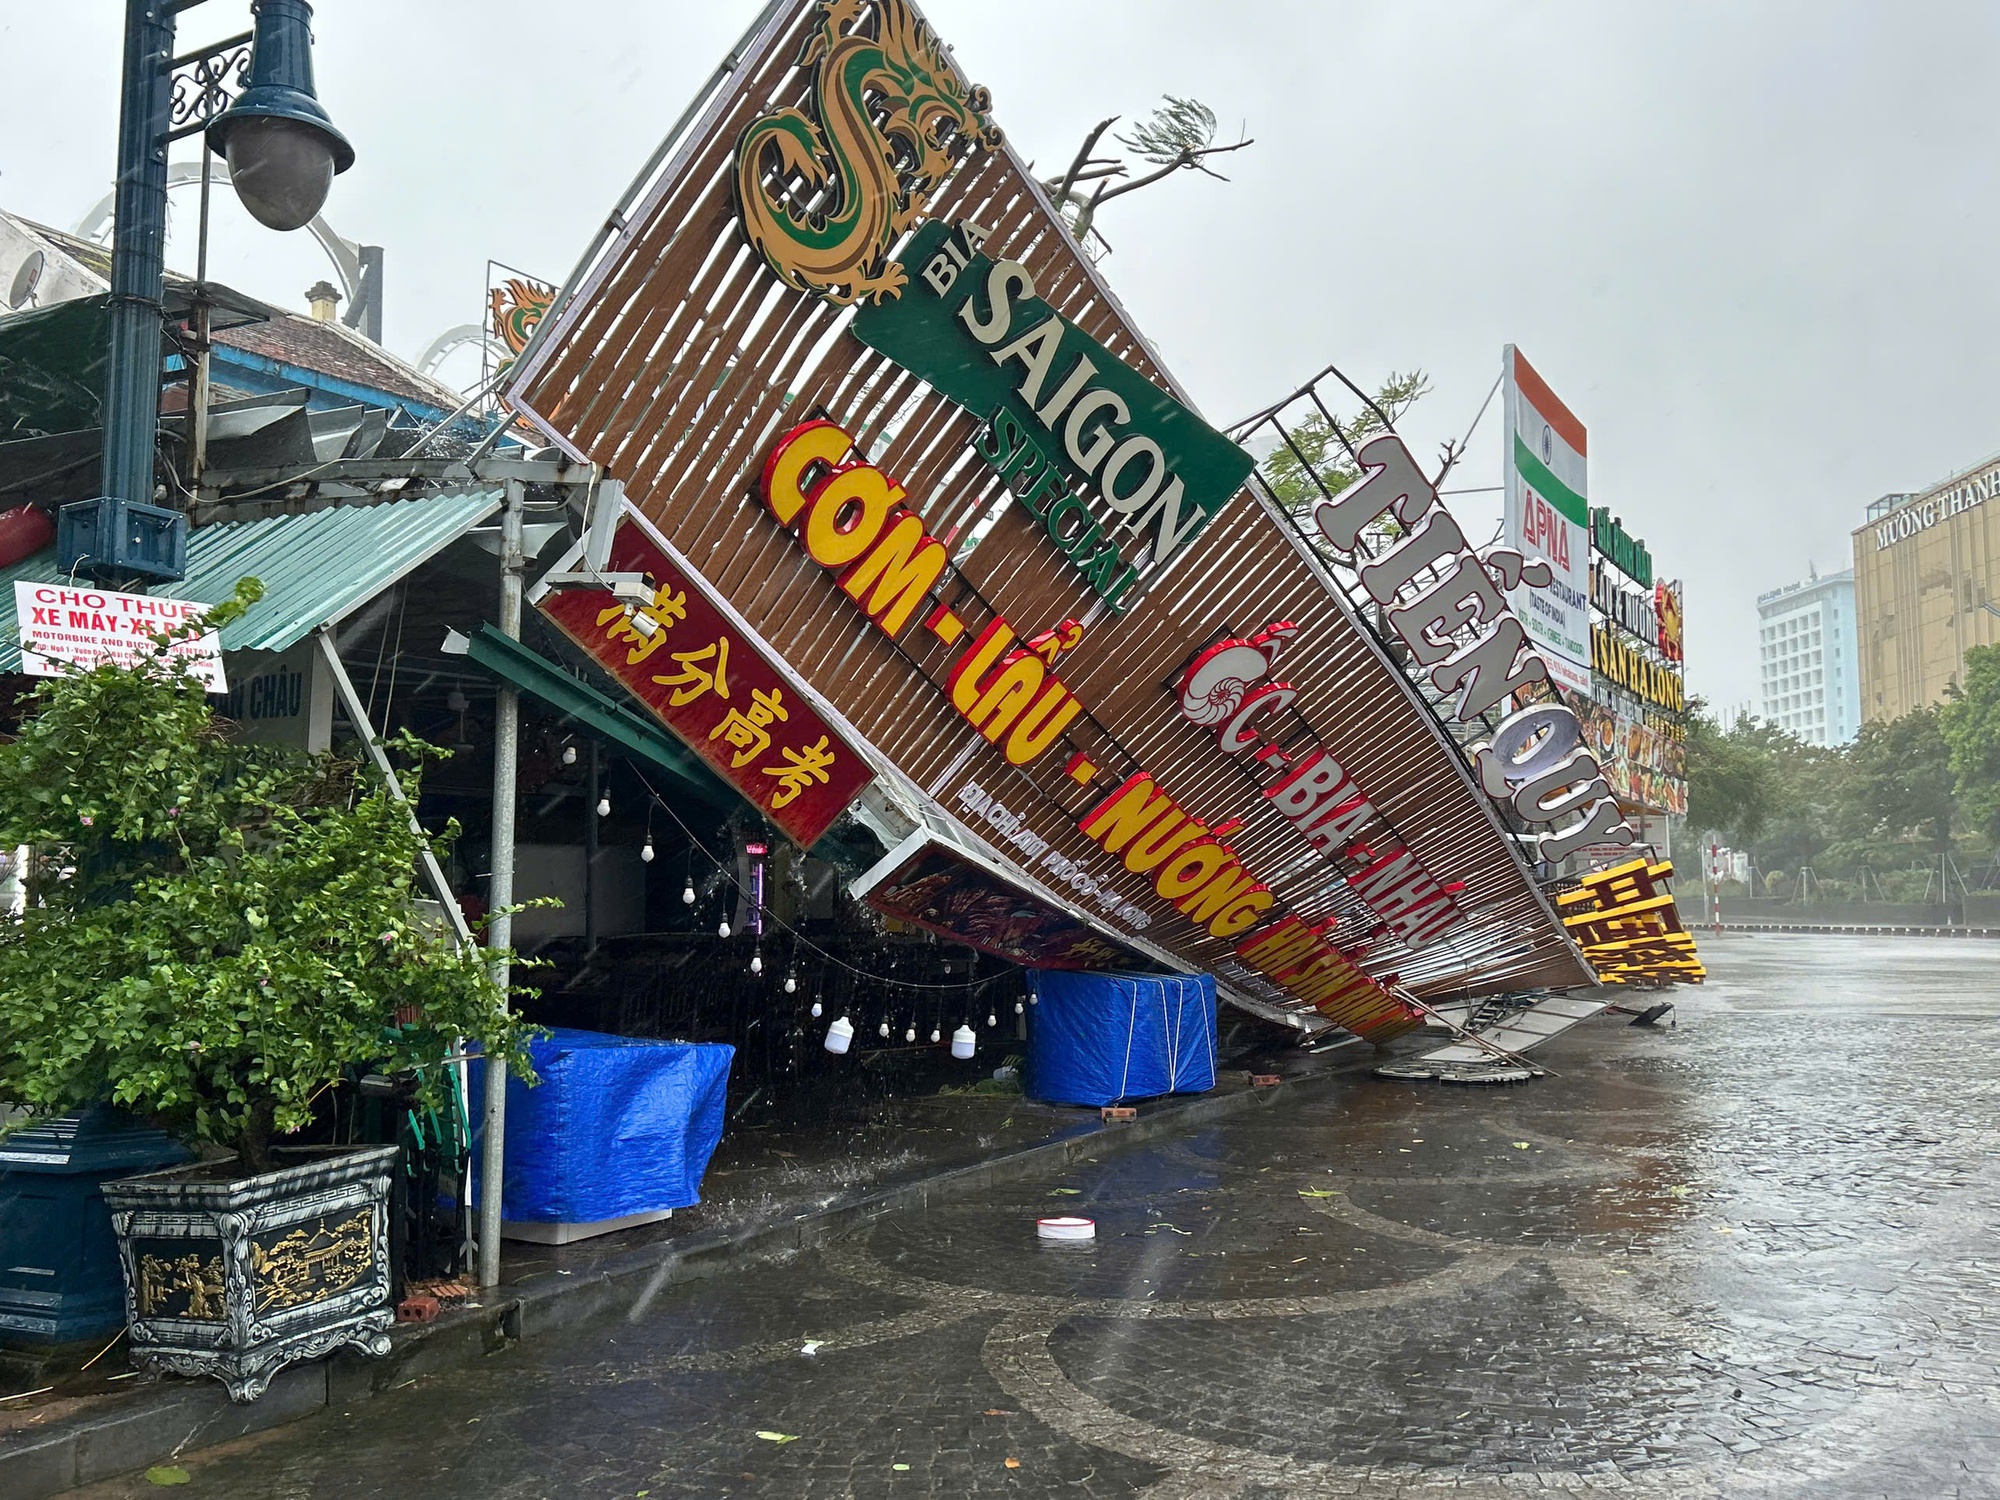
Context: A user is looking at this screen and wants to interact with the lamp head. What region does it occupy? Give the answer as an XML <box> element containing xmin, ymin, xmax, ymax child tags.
<box><xmin>208</xmin><ymin>0</ymin><xmax>354</xmax><ymax>232</ymax></box>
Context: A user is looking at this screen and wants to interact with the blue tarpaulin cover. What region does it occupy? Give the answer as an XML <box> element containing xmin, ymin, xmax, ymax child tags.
<box><xmin>470</xmin><ymin>1029</ymin><xmax>734</xmax><ymax>1223</ymax></box>
<box><xmin>1026</xmin><ymin>971</ymin><xmax>1217</xmax><ymax>1106</ymax></box>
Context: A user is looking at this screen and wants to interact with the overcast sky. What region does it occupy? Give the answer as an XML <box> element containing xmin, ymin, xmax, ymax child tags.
<box><xmin>6</xmin><ymin>0</ymin><xmax>1998</xmax><ymax>717</ymax></box>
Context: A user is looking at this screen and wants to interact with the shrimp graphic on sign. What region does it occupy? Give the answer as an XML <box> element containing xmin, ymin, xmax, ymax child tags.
<box><xmin>1177</xmin><ymin>622</ymin><xmax>1298</xmax><ymax>758</ymax></box>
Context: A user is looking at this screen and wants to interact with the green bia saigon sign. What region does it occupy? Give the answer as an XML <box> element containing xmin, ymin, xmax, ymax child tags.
<box><xmin>851</xmin><ymin>221</ymin><xmax>1253</xmax><ymax>611</ymax></box>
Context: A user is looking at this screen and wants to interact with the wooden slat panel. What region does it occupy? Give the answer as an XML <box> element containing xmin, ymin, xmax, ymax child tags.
<box><xmin>509</xmin><ymin>0</ymin><xmax>1589</xmax><ymax>1006</ymax></box>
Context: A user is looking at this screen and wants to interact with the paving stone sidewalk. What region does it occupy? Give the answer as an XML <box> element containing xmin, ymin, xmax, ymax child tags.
<box><xmin>45</xmin><ymin>934</ymin><xmax>2000</xmax><ymax>1497</ymax></box>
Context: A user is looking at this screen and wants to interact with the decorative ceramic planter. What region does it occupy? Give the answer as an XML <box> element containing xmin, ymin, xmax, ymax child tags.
<box><xmin>102</xmin><ymin>1143</ymin><xmax>397</xmax><ymax>1402</ymax></box>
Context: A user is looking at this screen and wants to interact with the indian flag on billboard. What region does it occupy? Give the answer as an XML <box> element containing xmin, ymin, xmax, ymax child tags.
<box><xmin>1501</xmin><ymin>345</ymin><xmax>1592</xmax><ymax>696</ymax></box>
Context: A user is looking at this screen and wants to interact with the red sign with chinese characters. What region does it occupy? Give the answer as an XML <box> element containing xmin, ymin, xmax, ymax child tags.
<box><xmin>538</xmin><ymin>525</ymin><xmax>873</xmax><ymax>848</ymax></box>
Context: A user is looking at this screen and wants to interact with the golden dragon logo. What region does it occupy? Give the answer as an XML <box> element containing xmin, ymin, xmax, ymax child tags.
<box><xmin>733</xmin><ymin>0</ymin><xmax>1002</xmax><ymax>307</ymax></box>
<box><xmin>488</xmin><ymin>276</ymin><xmax>555</xmax><ymax>376</ymax></box>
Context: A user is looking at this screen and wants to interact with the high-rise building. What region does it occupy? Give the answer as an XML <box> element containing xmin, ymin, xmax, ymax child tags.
<box><xmin>1853</xmin><ymin>455</ymin><xmax>2000</xmax><ymax>721</ymax></box>
<box><xmin>1755</xmin><ymin>568</ymin><xmax>1859</xmax><ymax>745</ymax></box>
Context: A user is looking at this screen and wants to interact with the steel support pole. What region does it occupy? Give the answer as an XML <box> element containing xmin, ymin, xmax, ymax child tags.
<box><xmin>479</xmin><ymin>478</ymin><xmax>526</xmax><ymax>1288</ymax></box>
<box><xmin>190</xmin><ymin>145</ymin><xmax>215</xmax><ymax>485</ymax></box>
<box><xmin>584</xmin><ymin>740</ymin><xmax>599</xmax><ymax>949</ymax></box>
<box><xmin>104</xmin><ymin>0</ymin><xmax>176</xmax><ymax>513</ymax></box>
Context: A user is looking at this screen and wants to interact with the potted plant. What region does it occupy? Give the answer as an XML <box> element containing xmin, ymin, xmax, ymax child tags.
<box><xmin>0</xmin><ymin>583</ymin><xmax>533</xmax><ymax>1402</ymax></box>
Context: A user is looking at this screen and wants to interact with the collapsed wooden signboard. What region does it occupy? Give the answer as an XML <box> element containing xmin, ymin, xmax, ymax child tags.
<box><xmin>506</xmin><ymin>0</ymin><xmax>1594</xmax><ymax>1027</ymax></box>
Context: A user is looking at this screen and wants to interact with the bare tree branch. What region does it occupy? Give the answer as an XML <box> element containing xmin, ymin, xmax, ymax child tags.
<box><xmin>1040</xmin><ymin>96</ymin><xmax>1254</xmax><ymax>259</ymax></box>
<box><xmin>1095</xmin><ymin>136</ymin><xmax>1253</xmax><ymax>205</ymax></box>
<box><xmin>1049</xmin><ymin>117</ymin><xmax>1119</xmax><ymax>209</ymax></box>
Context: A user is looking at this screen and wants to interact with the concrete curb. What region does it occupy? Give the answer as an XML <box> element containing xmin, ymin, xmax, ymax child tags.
<box><xmin>1</xmin><ymin>1061</ymin><xmax>1361</xmax><ymax>1498</ymax></box>
<box><xmin>1718</xmin><ymin>922</ymin><xmax>2000</xmax><ymax>939</ymax></box>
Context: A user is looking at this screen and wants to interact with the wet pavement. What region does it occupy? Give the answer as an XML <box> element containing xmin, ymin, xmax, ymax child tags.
<box><xmin>64</xmin><ymin>934</ymin><xmax>2000</xmax><ymax>1498</ymax></box>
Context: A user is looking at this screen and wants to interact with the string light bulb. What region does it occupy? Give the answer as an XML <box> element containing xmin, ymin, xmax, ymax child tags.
<box><xmin>810</xmin><ymin>1000</ymin><xmax>823</xmax><ymax>1019</ymax></box>
<box><xmin>987</xmin><ymin>1012</ymin><xmax>997</xmax><ymax>1027</ymax></box>
<box><xmin>783</xmin><ymin>971</ymin><xmax>798</xmax><ymax>994</ymax></box>
<box><xmin>640</xmin><ymin>834</ymin><xmax>655</xmax><ymax>863</ymax></box>
<box><xmin>930</xmin><ymin>1028</ymin><xmax>941</xmax><ymax>1044</ymax></box>
<box><xmin>877</xmin><ymin>1020</ymin><xmax>891</xmax><ymax>1038</ymax></box>
<box><xmin>904</xmin><ymin>1025</ymin><xmax>916</xmax><ymax>1043</ymax></box>
<box><xmin>717</xmin><ymin>918</ymin><xmax>732</xmax><ymax>939</ymax></box>
<box><xmin>561</xmin><ymin>744</ymin><xmax>577</xmax><ymax>766</ymax></box>
<box><xmin>749</xmin><ymin>950</ymin><xmax>764</xmax><ymax>976</ymax></box>
<box><xmin>682</xmin><ymin>877</ymin><xmax>696</xmax><ymax>905</ymax></box>
<box><xmin>596</xmin><ymin>796</ymin><xmax>611</xmax><ymax>818</ymax></box>
<box><xmin>951</xmin><ymin>1024</ymin><xmax>977</xmax><ymax>1060</ymax></box>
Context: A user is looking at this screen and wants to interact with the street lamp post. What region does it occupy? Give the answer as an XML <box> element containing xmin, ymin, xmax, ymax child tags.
<box><xmin>58</xmin><ymin>0</ymin><xmax>351</xmax><ymax>588</ymax></box>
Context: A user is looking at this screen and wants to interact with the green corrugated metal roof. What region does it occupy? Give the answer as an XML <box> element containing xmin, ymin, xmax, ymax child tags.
<box><xmin>0</xmin><ymin>490</ymin><xmax>500</xmax><ymax>670</ymax></box>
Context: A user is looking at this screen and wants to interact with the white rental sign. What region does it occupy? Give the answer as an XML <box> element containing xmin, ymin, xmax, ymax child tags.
<box><xmin>14</xmin><ymin>581</ymin><xmax>227</xmax><ymax>692</ymax></box>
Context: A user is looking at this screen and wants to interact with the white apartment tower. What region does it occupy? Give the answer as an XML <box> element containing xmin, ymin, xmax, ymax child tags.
<box><xmin>1756</xmin><ymin>566</ymin><xmax>1859</xmax><ymax>745</ymax></box>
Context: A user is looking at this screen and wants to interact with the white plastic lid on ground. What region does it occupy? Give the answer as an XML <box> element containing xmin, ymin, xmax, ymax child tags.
<box><xmin>1036</xmin><ymin>1216</ymin><xmax>1096</xmax><ymax>1241</ymax></box>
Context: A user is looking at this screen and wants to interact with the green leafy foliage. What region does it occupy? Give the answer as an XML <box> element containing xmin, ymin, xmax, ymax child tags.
<box><xmin>1844</xmin><ymin>704</ymin><xmax>1955</xmax><ymax>853</ymax></box>
<box><xmin>1113</xmin><ymin>96</ymin><xmax>1219</xmax><ymax>165</ymax></box>
<box><xmin>1259</xmin><ymin>371</ymin><xmax>1431</xmax><ymax>524</ymax></box>
<box><xmin>1682</xmin><ymin>700</ymin><xmax>1779</xmax><ymax>843</ymax></box>
<box><xmin>1684</xmin><ymin>691</ymin><xmax>1991</xmax><ymax>888</ymax></box>
<box><xmin>1942</xmin><ymin>644</ymin><xmax>2000</xmax><ymax>845</ymax></box>
<box><xmin>0</xmin><ymin>580</ymin><xmax>535</xmax><ymax>1171</ymax></box>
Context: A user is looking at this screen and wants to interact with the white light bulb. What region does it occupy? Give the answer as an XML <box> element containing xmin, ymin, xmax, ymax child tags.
<box><xmin>987</xmin><ymin>1013</ymin><xmax>997</xmax><ymax>1027</ymax></box>
<box><xmin>1015</xmin><ymin>1001</ymin><xmax>1024</xmax><ymax>1014</ymax></box>
<box><xmin>783</xmin><ymin>974</ymin><xmax>797</xmax><ymax>994</ymax></box>
<box><xmin>750</xmin><ymin>952</ymin><xmax>764</xmax><ymax>975</ymax></box>
<box><xmin>718</xmin><ymin>919</ymin><xmax>732</xmax><ymax>939</ymax></box>
<box><xmin>596</xmin><ymin>796</ymin><xmax>611</xmax><ymax>817</ymax></box>
<box><xmin>905</xmin><ymin>1026</ymin><xmax>916</xmax><ymax>1042</ymax></box>
<box><xmin>810</xmin><ymin>1001</ymin><xmax>823</xmax><ymax>1018</ymax></box>
<box><xmin>682</xmin><ymin>879</ymin><xmax>696</xmax><ymax>905</ymax></box>
<box><xmin>561</xmin><ymin>745</ymin><xmax>577</xmax><ymax>766</ymax></box>
<box><xmin>640</xmin><ymin>836</ymin><xmax>655</xmax><ymax>863</ymax></box>
<box><xmin>930</xmin><ymin>1028</ymin><xmax>941</xmax><ymax>1044</ymax></box>
<box><xmin>877</xmin><ymin>1020</ymin><xmax>891</xmax><ymax>1038</ymax></box>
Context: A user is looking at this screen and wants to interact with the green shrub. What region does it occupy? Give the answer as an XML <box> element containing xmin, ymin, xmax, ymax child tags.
<box><xmin>0</xmin><ymin>581</ymin><xmax>533</xmax><ymax>1172</ymax></box>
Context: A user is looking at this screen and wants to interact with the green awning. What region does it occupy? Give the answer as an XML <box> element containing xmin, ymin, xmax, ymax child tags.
<box><xmin>0</xmin><ymin>490</ymin><xmax>501</xmax><ymax>671</ymax></box>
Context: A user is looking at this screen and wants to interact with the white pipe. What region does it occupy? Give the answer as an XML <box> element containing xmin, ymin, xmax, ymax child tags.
<box><xmin>478</xmin><ymin>479</ymin><xmax>525</xmax><ymax>1288</ymax></box>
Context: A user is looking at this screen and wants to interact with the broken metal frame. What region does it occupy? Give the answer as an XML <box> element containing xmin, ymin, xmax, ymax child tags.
<box><xmin>1393</xmin><ymin>991</ymin><xmax>1558</xmax><ymax>1078</ymax></box>
<box><xmin>1225</xmin><ymin>370</ymin><xmax>1597</xmax><ymax>999</ymax></box>
<box><xmin>191</xmin><ymin>454</ymin><xmax>596</xmax><ymax>525</ymax></box>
